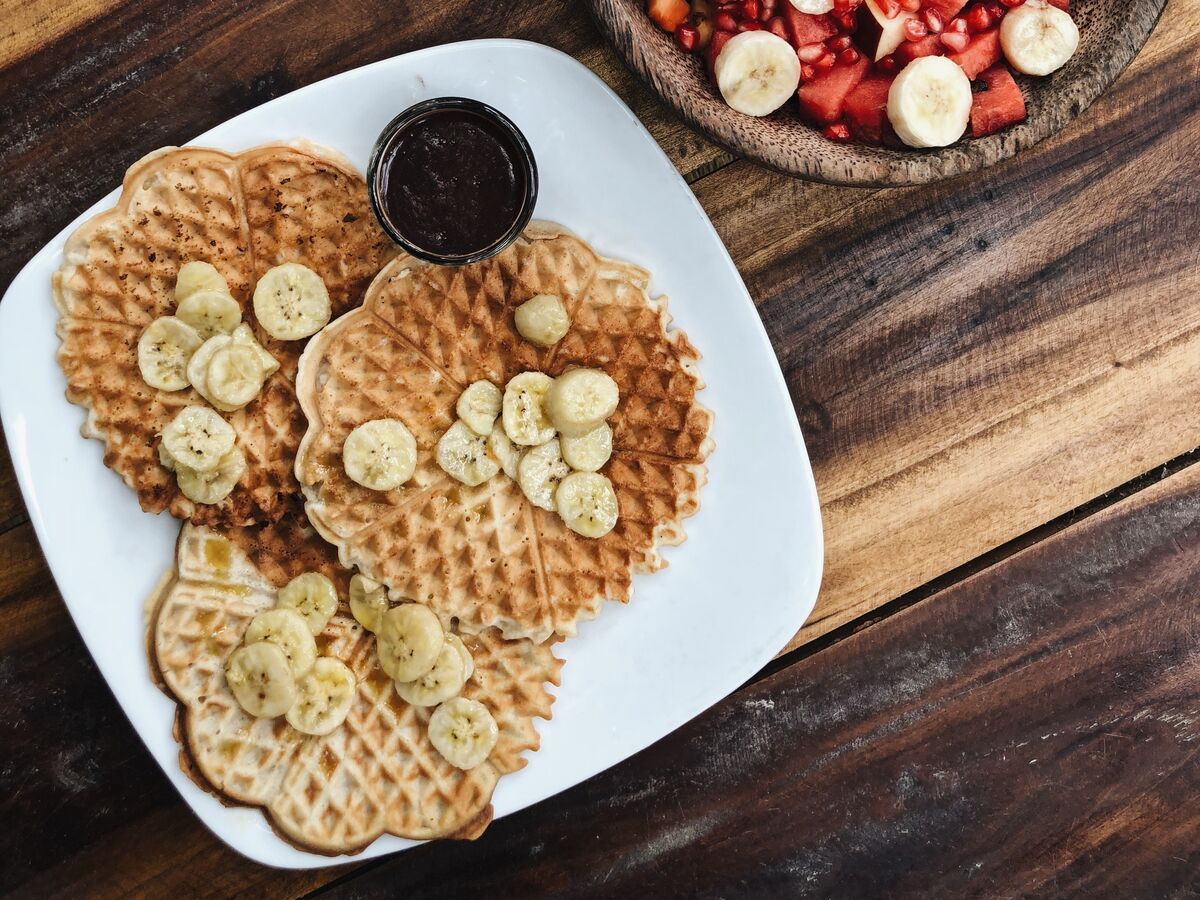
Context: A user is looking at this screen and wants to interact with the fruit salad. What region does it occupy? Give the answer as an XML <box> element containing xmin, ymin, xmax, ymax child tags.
<box><xmin>648</xmin><ymin>0</ymin><xmax>1079</xmax><ymax>148</ymax></box>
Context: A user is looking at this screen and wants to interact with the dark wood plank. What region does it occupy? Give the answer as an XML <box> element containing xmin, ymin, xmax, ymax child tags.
<box><xmin>0</xmin><ymin>428</ymin><xmax>22</xmax><ymax>531</ymax></box>
<box><xmin>318</xmin><ymin>459</ymin><xmax>1200</xmax><ymax>898</ymax></box>
<box><xmin>688</xmin><ymin>4</ymin><xmax>1200</xmax><ymax>650</ymax></box>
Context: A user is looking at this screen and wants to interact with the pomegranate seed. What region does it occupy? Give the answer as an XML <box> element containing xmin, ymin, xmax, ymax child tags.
<box><xmin>714</xmin><ymin>11</ymin><xmax>738</xmax><ymax>30</ymax></box>
<box><xmin>828</xmin><ymin>34</ymin><xmax>853</xmax><ymax>51</ymax></box>
<box><xmin>741</xmin><ymin>0</ymin><xmax>760</xmax><ymax>20</ymax></box>
<box><xmin>875</xmin><ymin>53</ymin><xmax>898</xmax><ymax>72</ymax></box>
<box><xmin>675</xmin><ymin>23</ymin><xmax>700</xmax><ymax>51</ymax></box>
<box><xmin>815</xmin><ymin>51</ymin><xmax>836</xmax><ymax>68</ymax></box>
<box><xmin>985</xmin><ymin>1</ymin><xmax>1007</xmax><ymax>17</ymax></box>
<box><xmin>900</xmin><ymin>0</ymin><xmax>921</xmax><ymax>9</ymax></box>
<box><xmin>832</xmin><ymin>0</ymin><xmax>853</xmax><ymax>10</ymax></box>
<box><xmin>965</xmin><ymin>5</ymin><xmax>990</xmax><ymax>30</ymax></box>
<box><xmin>903</xmin><ymin>18</ymin><xmax>928</xmax><ymax>40</ymax></box>
<box><xmin>839</xmin><ymin>47</ymin><xmax>861</xmax><ymax>64</ymax></box>
<box><xmin>766</xmin><ymin>14</ymin><xmax>789</xmax><ymax>39</ymax></box>
<box><xmin>797</xmin><ymin>42</ymin><xmax>827</xmax><ymax>62</ymax></box>
<box><xmin>876</xmin><ymin>0</ymin><xmax>902</xmax><ymax>17</ymax></box>
<box><xmin>947</xmin><ymin>16</ymin><xmax>968</xmax><ymax>32</ymax></box>
<box><xmin>717</xmin><ymin>1</ymin><xmax>739</xmax><ymax>11</ymax></box>
<box><xmin>998</xmin><ymin>0</ymin><xmax>1022</xmax><ymax>6</ymax></box>
<box><xmin>761</xmin><ymin>0</ymin><xmax>777</xmax><ymax>16</ymax></box>
<box><xmin>823</xmin><ymin>123</ymin><xmax>853</xmax><ymax>142</ymax></box>
<box><xmin>738</xmin><ymin>18</ymin><xmax>763</xmax><ymax>29</ymax></box>
<box><xmin>939</xmin><ymin>30</ymin><xmax>970</xmax><ymax>50</ymax></box>
<box><xmin>800</xmin><ymin>63</ymin><xmax>817</xmax><ymax>80</ymax></box>
<box><xmin>923</xmin><ymin>8</ymin><xmax>944</xmax><ymax>32</ymax></box>
<box><xmin>832</xmin><ymin>10</ymin><xmax>857</xmax><ymax>29</ymax></box>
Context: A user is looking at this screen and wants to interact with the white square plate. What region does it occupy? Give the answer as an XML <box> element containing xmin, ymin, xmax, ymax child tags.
<box><xmin>0</xmin><ymin>39</ymin><xmax>823</xmax><ymax>868</ymax></box>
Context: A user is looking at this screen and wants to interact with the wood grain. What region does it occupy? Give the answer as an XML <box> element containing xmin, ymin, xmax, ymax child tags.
<box><xmin>589</xmin><ymin>0</ymin><xmax>1167</xmax><ymax>185</ymax></box>
<box><xmin>312</xmin><ymin>459</ymin><xmax>1200</xmax><ymax>897</ymax></box>
<box><xmin>0</xmin><ymin>0</ymin><xmax>120</xmax><ymax>68</ymax></box>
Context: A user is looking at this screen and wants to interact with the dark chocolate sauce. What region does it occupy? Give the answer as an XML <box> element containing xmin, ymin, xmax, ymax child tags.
<box><xmin>376</xmin><ymin>108</ymin><xmax>526</xmax><ymax>258</ymax></box>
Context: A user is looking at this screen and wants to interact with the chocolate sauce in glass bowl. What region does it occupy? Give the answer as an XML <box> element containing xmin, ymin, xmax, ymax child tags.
<box><xmin>367</xmin><ymin>98</ymin><xmax>538</xmax><ymax>265</ymax></box>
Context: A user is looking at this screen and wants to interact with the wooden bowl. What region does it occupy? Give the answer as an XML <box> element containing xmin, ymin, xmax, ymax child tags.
<box><xmin>588</xmin><ymin>0</ymin><xmax>1166</xmax><ymax>185</ymax></box>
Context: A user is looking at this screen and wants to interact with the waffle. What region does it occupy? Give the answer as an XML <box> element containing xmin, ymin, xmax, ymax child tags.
<box><xmin>295</xmin><ymin>221</ymin><xmax>713</xmax><ymax>643</ymax></box>
<box><xmin>54</xmin><ymin>143</ymin><xmax>396</xmax><ymax>526</ymax></box>
<box><xmin>149</xmin><ymin>516</ymin><xmax>561</xmax><ymax>854</ymax></box>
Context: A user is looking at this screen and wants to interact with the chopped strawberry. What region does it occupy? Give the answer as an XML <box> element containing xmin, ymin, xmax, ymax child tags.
<box><xmin>947</xmin><ymin>26</ymin><xmax>1000</xmax><ymax>78</ymax></box>
<box><xmin>783</xmin><ymin>7</ymin><xmax>839</xmax><ymax>46</ymax></box>
<box><xmin>970</xmin><ymin>64</ymin><xmax>1026</xmax><ymax>136</ymax></box>
<box><xmin>842</xmin><ymin>72</ymin><xmax>895</xmax><ymax>142</ymax></box>
<box><xmin>649</xmin><ymin>0</ymin><xmax>692</xmax><ymax>32</ymax></box>
<box><xmin>921</xmin><ymin>0</ymin><xmax>969</xmax><ymax>19</ymax></box>
<box><xmin>894</xmin><ymin>33</ymin><xmax>943</xmax><ymax>66</ymax></box>
<box><xmin>797</xmin><ymin>53</ymin><xmax>870</xmax><ymax>123</ymax></box>
<box><xmin>706</xmin><ymin>29</ymin><xmax>736</xmax><ymax>80</ymax></box>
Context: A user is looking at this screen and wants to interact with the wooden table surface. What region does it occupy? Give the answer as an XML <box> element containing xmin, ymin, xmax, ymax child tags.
<box><xmin>1</xmin><ymin>0</ymin><xmax>1198</xmax><ymax>896</ymax></box>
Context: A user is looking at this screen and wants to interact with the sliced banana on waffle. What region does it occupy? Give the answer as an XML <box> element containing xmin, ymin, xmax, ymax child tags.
<box><xmin>137</xmin><ymin>316</ymin><xmax>203</xmax><ymax>391</ymax></box>
<box><xmin>887</xmin><ymin>56</ymin><xmax>972</xmax><ymax>149</ymax></box>
<box><xmin>446</xmin><ymin>633</ymin><xmax>475</xmax><ymax>682</ymax></box>
<box><xmin>277</xmin><ymin>572</ymin><xmax>338</xmax><ymax>635</ymax></box>
<box><xmin>560</xmin><ymin>422</ymin><xmax>613</xmax><ymax>472</ymax></box>
<box><xmin>556</xmin><ymin>471</ymin><xmax>620</xmax><ymax>538</ymax></box>
<box><xmin>514</xmin><ymin>293</ymin><xmax>570</xmax><ymax>347</ymax></box>
<box><xmin>393</xmin><ymin>639</ymin><xmax>466</xmax><ymax>707</ymax></box>
<box><xmin>376</xmin><ymin>603</ymin><xmax>444</xmax><ymax>682</ymax></box>
<box><xmin>545</xmin><ymin>368</ymin><xmax>620</xmax><ymax>436</ymax></box>
<box><xmin>436</xmin><ymin>420</ymin><xmax>501</xmax><ymax>487</ymax></box>
<box><xmin>713</xmin><ymin>30</ymin><xmax>802</xmax><ymax>118</ymax></box>
<box><xmin>349</xmin><ymin>573</ymin><xmax>388</xmax><ymax>633</ymax></box>
<box><xmin>231</xmin><ymin>323</ymin><xmax>280</xmax><ymax>377</ymax></box>
<box><xmin>244</xmin><ymin>608</ymin><xmax>318</xmax><ymax>679</ymax></box>
<box><xmin>1000</xmin><ymin>0</ymin><xmax>1078</xmax><ymax>76</ymax></box>
<box><xmin>175</xmin><ymin>446</ymin><xmax>246</xmax><ymax>504</ymax></box>
<box><xmin>161</xmin><ymin>406</ymin><xmax>235</xmax><ymax>472</ymax></box>
<box><xmin>253</xmin><ymin>262</ymin><xmax>331</xmax><ymax>341</ymax></box>
<box><xmin>175</xmin><ymin>260</ymin><xmax>230</xmax><ymax>301</ymax></box>
<box><xmin>457</xmin><ymin>380</ymin><xmax>502</xmax><ymax>436</ymax></box>
<box><xmin>206</xmin><ymin>344</ymin><xmax>265</xmax><ymax>409</ymax></box>
<box><xmin>343</xmin><ymin>418</ymin><xmax>418</xmax><ymax>492</ymax></box>
<box><xmin>502</xmin><ymin>372</ymin><xmax>556</xmax><ymax>446</ymax></box>
<box><xmin>225</xmin><ymin>641</ymin><xmax>296</xmax><ymax>719</ymax></box>
<box><xmin>517</xmin><ymin>438</ymin><xmax>570</xmax><ymax>512</ymax></box>
<box><xmin>285</xmin><ymin>657</ymin><xmax>357</xmax><ymax>736</ymax></box>
<box><xmin>428</xmin><ymin>697</ymin><xmax>499</xmax><ymax>770</ymax></box>
<box><xmin>176</xmin><ymin>289</ymin><xmax>242</xmax><ymax>341</ymax></box>
<box><xmin>488</xmin><ymin>422</ymin><xmax>524</xmax><ymax>481</ymax></box>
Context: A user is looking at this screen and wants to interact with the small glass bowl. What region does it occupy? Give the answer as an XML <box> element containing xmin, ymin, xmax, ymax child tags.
<box><xmin>366</xmin><ymin>97</ymin><xmax>539</xmax><ymax>266</ymax></box>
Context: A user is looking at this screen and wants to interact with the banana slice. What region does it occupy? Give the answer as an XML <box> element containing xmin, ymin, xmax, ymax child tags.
<box><xmin>349</xmin><ymin>573</ymin><xmax>388</xmax><ymax>632</ymax></box>
<box><xmin>175</xmin><ymin>446</ymin><xmax>246</xmax><ymax>504</ymax></box>
<box><xmin>514</xmin><ymin>294</ymin><xmax>570</xmax><ymax>347</ymax></box>
<box><xmin>176</xmin><ymin>261</ymin><xmax>230</xmax><ymax>301</ymax></box>
<box><xmin>176</xmin><ymin>289</ymin><xmax>242</xmax><ymax>341</ymax></box>
<box><xmin>343</xmin><ymin>418</ymin><xmax>418</xmax><ymax>491</ymax></box>
<box><xmin>517</xmin><ymin>438</ymin><xmax>570</xmax><ymax>512</ymax></box>
<box><xmin>544</xmin><ymin>368</ymin><xmax>620</xmax><ymax>436</ymax></box>
<box><xmin>277</xmin><ymin>572</ymin><xmax>338</xmax><ymax>635</ymax></box>
<box><xmin>428</xmin><ymin>697</ymin><xmax>499</xmax><ymax>770</ymax></box>
<box><xmin>285</xmin><ymin>657</ymin><xmax>357</xmax><ymax>736</ymax></box>
<box><xmin>456</xmin><ymin>380</ymin><xmax>503</xmax><ymax>436</ymax></box>
<box><xmin>1000</xmin><ymin>0</ymin><xmax>1078</xmax><ymax>76</ymax></box>
<box><xmin>488</xmin><ymin>422</ymin><xmax>524</xmax><ymax>480</ymax></box>
<box><xmin>206</xmin><ymin>344</ymin><xmax>266</xmax><ymax>410</ymax></box>
<box><xmin>376</xmin><ymin>603</ymin><xmax>444</xmax><ymax>682</ymax></box>
<box><xmin>713</xmin><ymin>30</ymin><xmax>801</xmax><ymax>118</ymax></box>
<box><xmin>231</xmin><ymin>323</ymin><xmax>280</xmax><ymax>377</ymax></box>
<box><xmin>556</xmin><ymin>471</ymin><xmax>620</xmax><ymax>539</ymax></box>
<box><xmin>253</xmin><ymin>262</ymin><xmax>331</xmax><ymax>341</ymax></box>
<box><xmin>446</xmin><ymin>633</ymin><xmax>475</xmax><ymax>682</ymax></box>
<box><xmin>225</xmin><ymin>641</ymin><xmax>296</xmax><ymax>719</ymax></box>
<box><xmin>560</xmin><ymin>422</ymin><xmax>613</xmax><ymax>473</ymax></box>
<box><xmin>137</xmin><ymin>316</ymin><xmax>203</xmax><ymax>391</ymax></box>
<box><xmin>160</xmin><ymin>406</ymin><xmax>235</xmax><ymax>473</ymax></box>
<box><xmin>185</xmin><ymin>334</ymin><xmax>226</xmax><ymax>403</ymax></box>
<box><xmin>243</xmin><ymin>608</ymin><xmax>318</xmax><ymax>679</ymax></box>
<box><xmin>887</xmin><ymin>56</ymin><xmax>972</xmax><ymax>149</ymax></box>
<box><xmin>436</xmin><ymin>420</ymin><xmax>501</xmax><ymax>487</ymax></box>
<box><xmin>393</xmin><ymin>639</ymin><xmax>466</xmax><ymax>707</ymax></box>
<box><xmin>158</xmin><ymin>441</ymin><xmax>178</xmax><ymax>471</ymax></box>
<box><xmin>502</xmin><ymin>372</ymin><xmax>556</xmax><ymax>446</ymax></box>
<box><xmin>788</xmin><ymin>0</ymin><xmax>833</xmax><ymax>11</ymax></box>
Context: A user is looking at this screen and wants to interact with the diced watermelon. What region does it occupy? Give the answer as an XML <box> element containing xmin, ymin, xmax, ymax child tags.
<box><xmin>921</xmin><ymin>0</ymin><xmax>969</xmax><ymax>18</ymax></box>
<box><xmin>706</xmin><ymin>29</ymin><xmax>735</xmax><ymax>81</ymax></box>
<box><xmin>842</xmin><ymin>73</ymin><xmax>895</xmax><ymax>143</ymax></box>
<box><xmin>797</xmin><ymin>54</ymin><xmax>871</xmax><ymax>124</ymax></box>
<box><xmin>783</xmin><ymin>7</ymin><xmax>838</xmax><ymax>47</ymax></box>
<box><xmin>895</xmin><ymin>34</ymin><xmax>943</xmax><ymax>67</ymax></box>
<box><xmin>948</xmin><ymin>27</ymin><xmax>1001</xmax><ymax>79</ymax></box>
<box><xmin>648</xmin><ymin>0</ymin><xmax>691</xmax><ymax>33</ymax></box>
<box><xmin>970</xmin><ymin>65</ymin><xmax>1026</xmax><ymax>137</ymax></box>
